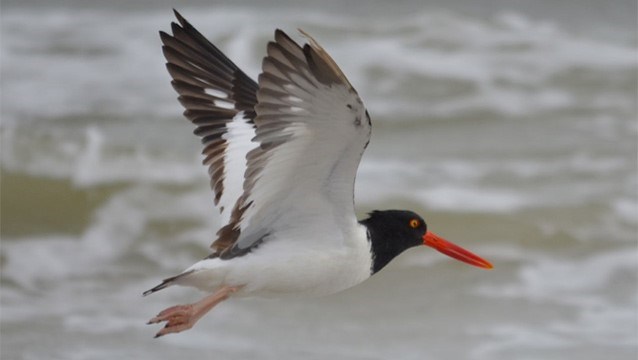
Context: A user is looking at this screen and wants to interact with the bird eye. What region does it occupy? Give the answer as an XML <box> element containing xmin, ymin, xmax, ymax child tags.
<box><xmin>409</xmin><ymin>219</ymin><xmax>420</xmax><ymax>228</ymax></box>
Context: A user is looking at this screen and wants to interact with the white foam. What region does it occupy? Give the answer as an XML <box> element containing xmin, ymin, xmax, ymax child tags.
<box><xmin>471</xmin><ymin>248</ymin><xmax>638</xmax><ymax>357</ymax></box>
<box><xmin>71</xmin><ymin>127</ymin><xmax>206</xmax><ymax>187</ymax></box>
<box><xmin>326</xmin><ymin>11</ymin><xmax>637</xmax><ymax>118</ymax></box>
<box><xmin>1</xmin><ymin>186</ymin><xmax>218</xmax><ymax>290</ymax></box>
<box><xmin>357</xmin><ymin>153</ymin><xmax>633</xmax><ymax>213</ymax></box>
<box><xmin>476</xmin><ymin>249</ymin><xmax>637</xmax><ymax>304</ymax></box>
<box><xmin>613</xmin><ymin>198</ymin><xmax>638</xmax><ymax>224</ymax></box>
<box><xmin>472</xmin><ymin>323</ymin><xmax>572</xmax><ymax>358</ymax></box>
<box><xmin>2</xmin><ymin>7</ymin><xmax>635</xmax><ymax>191</ymax></box>
<box><xmin>420</xmin><ymin>185</ymin><xmax>530</xmax><ymax>212</ymax></box>
<box><xmin>2</xmin><ymin>7</ymin><xmax>635</xmax><ymax>128</ymax></box>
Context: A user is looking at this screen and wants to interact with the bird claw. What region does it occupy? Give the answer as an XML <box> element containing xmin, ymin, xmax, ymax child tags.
<box><xmin>147</xmin><ymin>285</ymin><xmax>242</xmax><ymax>338</ymax></box>
<box><xmin>147</xmin><ymin>304</ymin><xmax>196</xmax><ymax>337</ymax></box>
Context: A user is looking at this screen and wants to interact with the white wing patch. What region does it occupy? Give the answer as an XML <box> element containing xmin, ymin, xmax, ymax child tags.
<box><xmin>219</xmin><ymin>112</ymin><xmax>256</xmax><ymax>224</ymax></box>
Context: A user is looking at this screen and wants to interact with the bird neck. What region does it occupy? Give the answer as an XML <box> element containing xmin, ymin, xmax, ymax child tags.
<box><xmin>361</xmin><ymin>220</ymin><xmax>408</xmax><ymax>275</ymax></box>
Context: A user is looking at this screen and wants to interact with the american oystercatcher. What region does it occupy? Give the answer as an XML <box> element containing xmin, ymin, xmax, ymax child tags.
<box><xmin>145</xmin><ymin>10</ymin><xmax>493</xmax><ymax>338</ymax></box>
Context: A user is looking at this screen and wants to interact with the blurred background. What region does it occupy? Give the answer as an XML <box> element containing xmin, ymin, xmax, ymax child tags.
<box><xmin>1</xmin><ymin>0</ymin><xmax>636</xmax><ymax>359</ymax></box>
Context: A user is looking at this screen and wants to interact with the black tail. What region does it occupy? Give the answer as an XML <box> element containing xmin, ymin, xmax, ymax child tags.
<box><xmin>142</xmin><ymin>270</ymin><xmax>194</xmax><ymax>296</ymax></box>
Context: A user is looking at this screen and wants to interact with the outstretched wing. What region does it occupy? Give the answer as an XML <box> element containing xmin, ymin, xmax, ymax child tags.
<box><xmin>212</xmin><ymin>29</ymin><xmax>372</xmax><ymax>259</ymax></box>
<box><xmin>160</xmin><ymin>10</ymin><xmax>258</xmax><ymax>224</ymax></box>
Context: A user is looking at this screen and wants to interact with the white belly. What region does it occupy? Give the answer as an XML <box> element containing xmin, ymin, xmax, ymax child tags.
<box><xmin>177</xmin><ymin>224</ymin><xmax>373</xmax><ymax>298</ymax></box>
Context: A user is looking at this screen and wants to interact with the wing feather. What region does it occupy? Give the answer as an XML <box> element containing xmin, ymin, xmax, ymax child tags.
<box><xmin>212</xmin><ymin>29</ymin><xmax>371</xmax><ymax>259</ymax></box>
<box><xmin>161</xmin><ymin>10</ymin><xmax>258</xmax><ymax>223</ymax></box>
<box><xmin>163</xmin><ymin>12</ymin><xmax>372</xmax><ymax>260</ymax></box>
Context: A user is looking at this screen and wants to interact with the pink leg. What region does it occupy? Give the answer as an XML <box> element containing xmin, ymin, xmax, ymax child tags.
<box><xmin>147</xmin><ymin>285</ymin><xmax>241</xmax><ymax>338</ymax></box>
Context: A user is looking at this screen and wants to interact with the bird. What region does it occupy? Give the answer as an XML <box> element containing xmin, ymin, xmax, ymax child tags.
<box><xmin>144</xmin><ymin>10</ymin><xmax>493</xmax><ymax>338</ymax></box>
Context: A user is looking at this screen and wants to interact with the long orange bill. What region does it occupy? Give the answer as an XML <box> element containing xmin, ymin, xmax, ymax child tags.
<box><xmin>423</xmin><ymin>231</ymin><xmax>493</xmax><ymax>269</ymax></box>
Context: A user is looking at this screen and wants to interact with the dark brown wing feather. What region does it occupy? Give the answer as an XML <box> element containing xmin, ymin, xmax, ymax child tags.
<box><xmin>160</xmin><ymin>10</ymin><xmax>258</xmax><ymax>205</ymax></box>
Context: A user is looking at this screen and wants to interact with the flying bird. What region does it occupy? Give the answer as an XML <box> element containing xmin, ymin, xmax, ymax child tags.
<box><xmin>145</xmin><ymin>10</ymin><xmax>493</xmax><ymax>338</ymax></box>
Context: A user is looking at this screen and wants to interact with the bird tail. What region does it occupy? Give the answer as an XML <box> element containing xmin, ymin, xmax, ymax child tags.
<box><xmin>142</xmin><ymin>270</ymin><xmax>194</xmax><ymax>296</ymax></box>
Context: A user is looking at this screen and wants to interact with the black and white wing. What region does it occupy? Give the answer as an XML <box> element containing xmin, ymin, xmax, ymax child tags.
<box><xmin>160</xmin><ymin>10</ymin><xmax>258</xmax><ymax>225</ymax></box>
<box><xmin>161</xmin><ymin>11</ymin><xmax>372</xmax><ymax>260</ymax></box>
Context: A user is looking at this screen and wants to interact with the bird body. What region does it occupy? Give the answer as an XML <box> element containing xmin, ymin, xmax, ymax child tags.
<box><xmin>145</xmin><ymin>10</ymin><xmax>492</xmax><ymax>338</ymax></box>
<box><xmin>171</xmin><ymin>221</ymin><xmax>372</xmax><ymax>298</ymax></box>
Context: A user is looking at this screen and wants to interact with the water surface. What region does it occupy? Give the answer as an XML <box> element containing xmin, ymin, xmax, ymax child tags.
<box><xmin>1</xmin><ymin>1</ymin><xmax>636</xmax><ymax>359</ymax></box>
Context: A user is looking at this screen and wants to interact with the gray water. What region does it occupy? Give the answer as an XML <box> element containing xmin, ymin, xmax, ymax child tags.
<box><xmin>1</xmin><ymin>1</ymin><xmax>637</xmax><ymax>359</ymax></box>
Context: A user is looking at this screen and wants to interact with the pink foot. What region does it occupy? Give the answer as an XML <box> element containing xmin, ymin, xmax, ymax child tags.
<box><xmin>147</xmin><ymin>304</ymin><xmax>198</xmax><ymax>337</ymax></box>
<box><xmin>147</xmin><ymin>285</ymin><xmax>242</xmax><ymax>338</ymax></box>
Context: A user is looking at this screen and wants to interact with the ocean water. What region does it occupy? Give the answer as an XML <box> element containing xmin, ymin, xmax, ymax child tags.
<box><xmin>1</xmin><ymin>1</ymin><xmax>637</xmax><ymax>359</ymax></box>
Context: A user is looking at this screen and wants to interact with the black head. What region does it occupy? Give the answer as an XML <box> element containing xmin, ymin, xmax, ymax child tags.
<box><xmin>360</xmin><ymin>210</ymin><xmax>493</xmax><ymax>274</ymax></box>
<box><xmin>360</xmin><ymin>210</ymin><xmax>428</xmax><ymax>274</ymax></box>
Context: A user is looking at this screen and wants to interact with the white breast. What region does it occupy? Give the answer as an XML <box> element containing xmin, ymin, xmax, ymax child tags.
<box><xmin>178</xmin><ymin>221</ymin><xmax>373</xmax><ymax>298</ymax></box>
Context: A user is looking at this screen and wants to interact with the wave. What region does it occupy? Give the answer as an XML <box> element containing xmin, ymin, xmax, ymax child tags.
<box><xmin>1</xmin><ymin>7</ymin><xmax>635</xmax><ymax>125</ymax></box>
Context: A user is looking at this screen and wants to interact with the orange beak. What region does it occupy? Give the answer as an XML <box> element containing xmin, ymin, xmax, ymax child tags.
<box><xmin>423</xmin><ymin>231</ymin><xmax>493</xmax><ymax>269</ymax></box>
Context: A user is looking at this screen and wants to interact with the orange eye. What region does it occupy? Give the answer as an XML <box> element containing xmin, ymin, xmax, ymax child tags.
<box><xmin>409</xmin><ymin>219</ymin><xmax>420</xmax><ymax>228</ymax></box>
